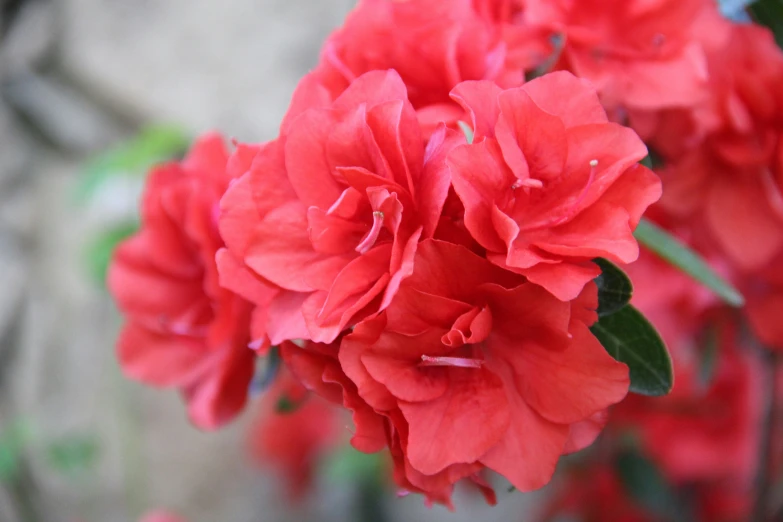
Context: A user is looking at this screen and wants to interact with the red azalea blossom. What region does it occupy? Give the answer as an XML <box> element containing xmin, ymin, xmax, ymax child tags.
<box><xmin>108</xmin><ymin>134</ymin><xmax>268</xmax><ymax>429</ymax></box>
<box><xmin>248</xmin><ymin>367</ymin><xmax>341</xmax><ymax>499</ymax></box>
<box><xmin>540</xmin><ymin>465</ymin><xmax>662</xmax><ymax>522</ymax></box>
<box><xmin>622</xmin><ymin>249</ymin><xmax>760</xmax><ymax>489</ymax></box>
<box><xmin>523</xmin><ymin>0</ymin><xmax>720</xmax><ymax>112</ymax></box>
<box><xmin>617</xmin><ymin>249</ymin><xmax>761</xmax><ymax>484</ymax></box>
<box><xmin>639</xmin><ymin>24</ymin><xmax>783</xmax><ymax>270</ymax></box>
<box><xmin>446</xmin><ymin>71</ymin><xmax>661</xmax><ymax>300</ymax></box>
<box><xmin>745</xmin><ymin>254</ymin><xmax>783</xmax><ymax>352</ymax></box>
<box><xmin>540</xmin><ymin>464</ymin><xmax>751</xmax><ymax>522</ymax></box>
<box><xmin>614</xmin><ymin>330</ymin><xmax>762</xmax><ymax>485</ymax></box>
<box><xmin>279</xmin><ymin>339</ymin><xmax>388</xmax><ymax>455</ymax></box>
<box><xmin>339</xmin><ymin>240</ymin><xmax>629</xmax><ymax>504</ymax></box>
<box><xmin>220</xmin><ymin>70</ymin><xmax>464</xmax><ymax>344</ymax></box>
<box><xmin>313</xmin><ymin>0</ymin><xmax>548</xmax><ymax>133</ymax></box>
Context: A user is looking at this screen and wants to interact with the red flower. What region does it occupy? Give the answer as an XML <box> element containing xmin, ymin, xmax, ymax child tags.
<box><xmin>745</xmin><ymin>255</ymin><xmax>783</xmax><ymax>352</ymax></box>
<box><xmin>279</xmin><ymin>340</ymin><xmax>388</xmax><ymax>455</ymax></box>
<box><xmin>219</xmin><ymin>70</ymin><xmax>463</xmax><ymax>344</ymax></box>
<box><xmin>615</xmin><ymin>332</ymin><xmax>762</xmax><ymax>484</ymax></box>
<box><xmin>108</xmin><ymin>134</ymin><xmax>266</xmax><ymax>429</ymax></box>
<box><xmin>541</xmin><ymin>465</ymin><xmax>661</xmax><ymax>522</ymax></box>
<box><xmin>248</xmin><ymin>367</ymin><xmax>341</xmax><ymax>499</ymax></box>
<box><xmin>339</xmin><ymin>240</ymin><xmax>629</xmax><ymax>502</ymax></box>
<box><xmin>639</xmin><ymin>24</ymin><xmax>783</xmax><ymax>270</ymax></box>
<box><xmin>313</xmin><ymin>0</ymin><xmax>545</xmax><ymax>133</ymax></box>
<box><xmin>523</xmin><ymin>0</ymin><xmax>721</xmax><ymax>112</ymax></box>
<box><xmin>447</xmin><ymin>71</ymin><xmax>661</xmax><ymax>300</ymax></box>
<box><xmin>616</xmin><ymin>250</ymin><xmax>761</xmax><ymax>484</ymax></box>
<box><xmin>541</xmin><ymin>464</ymin><xmax>751</xmax><ymax>522</ymax></box>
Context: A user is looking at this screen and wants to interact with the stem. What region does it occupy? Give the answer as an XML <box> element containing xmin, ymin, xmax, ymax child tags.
<box><xmin>751</xmin><ymin>351</ymin><xmax>779</xmax><ymax>522</ymax></box>
<box><xmin>7</xmin><ymin>459</ymin><xmax>43</xmax><ymax>522</ymax></box>
<box><xmin>357</xmin><ymin>479</ymin><xmax>388</xmax><ymax>522</ymax></box>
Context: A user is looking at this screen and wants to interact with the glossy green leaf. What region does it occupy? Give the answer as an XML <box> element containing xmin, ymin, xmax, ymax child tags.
<box><xmin>591</xmin><ymin>305</ymin><xmax>673</xmax><ymax>396</ymax></box>
<box><xmin>74</xmin><ymin>124</ymin><xmax>190</xmax><ymax>204</ymax></box>
<box><xmin>616</xmin><ymin>451</ymin><xmax>684</xmax><ymax>520</ymax></box>
<box><xmin>594</xmin><ymin>258</ymin><xmax>634</xmax><ymax>317</ymax></box>
<box><xmin>634</xmin><ymin>218</ymin><xmax>745</xmax><ymax>307</ymax></box>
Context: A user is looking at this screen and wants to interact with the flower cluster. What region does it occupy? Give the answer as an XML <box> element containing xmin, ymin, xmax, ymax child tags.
<box><xmin>109</xmin><ymin>0</ymin><xmax>783</xmax><ymax>517</ymax></box>
<box><xmin>108</xmin><ymin>0</ymin><xmax>666</xmax><ymax>506</ymax></box>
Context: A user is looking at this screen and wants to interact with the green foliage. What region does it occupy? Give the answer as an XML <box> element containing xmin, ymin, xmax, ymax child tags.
<box><xmin>85</xmin><ymin>221</ymin><xmax>139</xmax><ymax>285</ymax></box>
<box><xmin>47</xmin><ymin>435</ymin><xmax>100</xmax><ymax>476</ymax></box>
<box><xmin>594</xmin><ymin>258</ymin><xmax>633</xmax><ymax>317</ymax></box>
<box><xmin>591</xmin><ymin>305</ymin><xmax>673</xmax><ymax>396</ymax></box>
<box><xmin>0</xmin><ymin>420</ymin><xmax>33</xmax><ymax>483</ymax></box>
<box><xmin>616</xmin><ymin>451</ymin><xmax>685</xmax><ymax>521</ymax></box>
<box><xmin>74</xmin><ymin>124</ymin><xmax>190</xmax><ymax>204</ymax></box>
<box><xmin>749</xmin><ymin>0</ymin><xmax>783</xmax><ymax>47</ymax></box>
<box><xmin>324</xmin><ymin>445</ymin><xmax>385</xmax><ymax>484</ymax></box>
<box><xmin>634</xmin><ymin>218</ymin><xmax>745</xmax><ymax>307</ymax></box>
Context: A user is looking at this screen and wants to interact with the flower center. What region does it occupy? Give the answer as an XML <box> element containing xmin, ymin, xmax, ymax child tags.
<box><xmin>356</xmin><ymin>211</ymin><xmax>385</xmax><ymax>254</ymax></box>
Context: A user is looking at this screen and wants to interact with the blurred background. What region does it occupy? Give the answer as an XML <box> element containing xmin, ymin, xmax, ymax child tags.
<box><xmin>0</xmin><ymin>1</ymin><xmax>545</xmax><ymax>521</ymax></box>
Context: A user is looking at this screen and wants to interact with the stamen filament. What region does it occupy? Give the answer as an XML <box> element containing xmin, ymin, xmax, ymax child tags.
<box><xmin>419</xmin><ymin>355</ymin><xmax>484</xmax><ymax>369</ymax></box>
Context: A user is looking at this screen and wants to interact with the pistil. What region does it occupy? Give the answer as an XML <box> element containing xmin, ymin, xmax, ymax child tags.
<box><xmin>356</xmin><ymin>211</ymin><xmax>385</xmax><ymax>254</ymax></box>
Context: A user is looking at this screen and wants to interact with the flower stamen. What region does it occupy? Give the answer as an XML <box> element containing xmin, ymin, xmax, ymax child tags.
<box><xmin>419</xmin><ymin>355</ymin><xmax>484</xmax><ymax>369</ymax></box>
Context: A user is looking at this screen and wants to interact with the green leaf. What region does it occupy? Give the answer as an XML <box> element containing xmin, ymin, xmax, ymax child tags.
<box><xmin>74</xmin><ymin>124</ymin><xmax>190</xmax><ymax>204</ymax></box>
<box><xmin>47</xmin><ymin>435</ymin><xmax>100</xmax><ymax>476</ymax></box>
<box><xmin>593</xmin><ymin>258</ymin><xmax>633</xmax><ymax>317</ymax></box>
<box><xmin>591</xmin><ymin>305</ymin><xmax>673</xmax><ymax>396</ymax></box>
<box><xmin>634</xmin><ymin>218</ymin><xmax>745</xmax><ymax>307</ymax></box>
<box><xmin>0</xmin><ymin>420</ymin><xmax>34</xmax><ymax>483</ymax></box>
<box><xmin>85</xmin><ymin>221</ymin><xmax>139</xmax><ymax>285</ymax></box>
<box><xmin>323</xmin><ymin>445</ymin><xmax>384</xmax><ymax>484</ymax></box>
<box><xmin>616</xmin><ymin>451</ymin><xmax>683</xmax><ymax>520</ymax></box>
<box><xmin>749</xmin><ymin>0</ymin><xmax>783</xmax><ymax>48</ymax></box>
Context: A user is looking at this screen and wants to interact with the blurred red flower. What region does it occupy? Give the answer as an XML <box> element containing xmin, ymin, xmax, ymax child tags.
<box><xmin>640</xmin><ymin>24</ymin><xmax>783</xmax><ymax>270</ymax></box>
<box><xmin>248</xmin><ymin>367</ymin><xmax>341</xmax><ymax>499</ymax></box>
<box><xmin>108</xmin><ymin>134</ymin><xmax>266</xmax><ymax>429</ymax></box>
<box><xmin>745</xmin><ymin>254</ymin><xmax>783</xmax><ymax>352</ymax></box>
<box><xmin>616</xmin><ymin>249</ymin><xmax>762</xmax><ymax>485</ymax></box>
<box><xmin>339</xmin><ymin>240</ymin><xmax>628</xmax><ymax>504</ymax></box>
<box><xmin>219</xmin><ymin>70</ymin><xmax>463</xmax><ymax>344</ymax></box>
<box><xmin>523</xmin><ymin>0</ymin><xmax>722</xmax><ymax>112</ymax></box>
<box><xmin>541</xmin><ymin>465</ymin><xmax>661</xmax><ymax>522</ymax></box>
<box><xmin>447</xmin><ymin>71</ymin><xmax>661</xmax><ymax>300</ymax></box>
<box><xmin>540</xmin><ymin>464</ymin><xmax>752</xmax><ymax>522</ymax></box>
